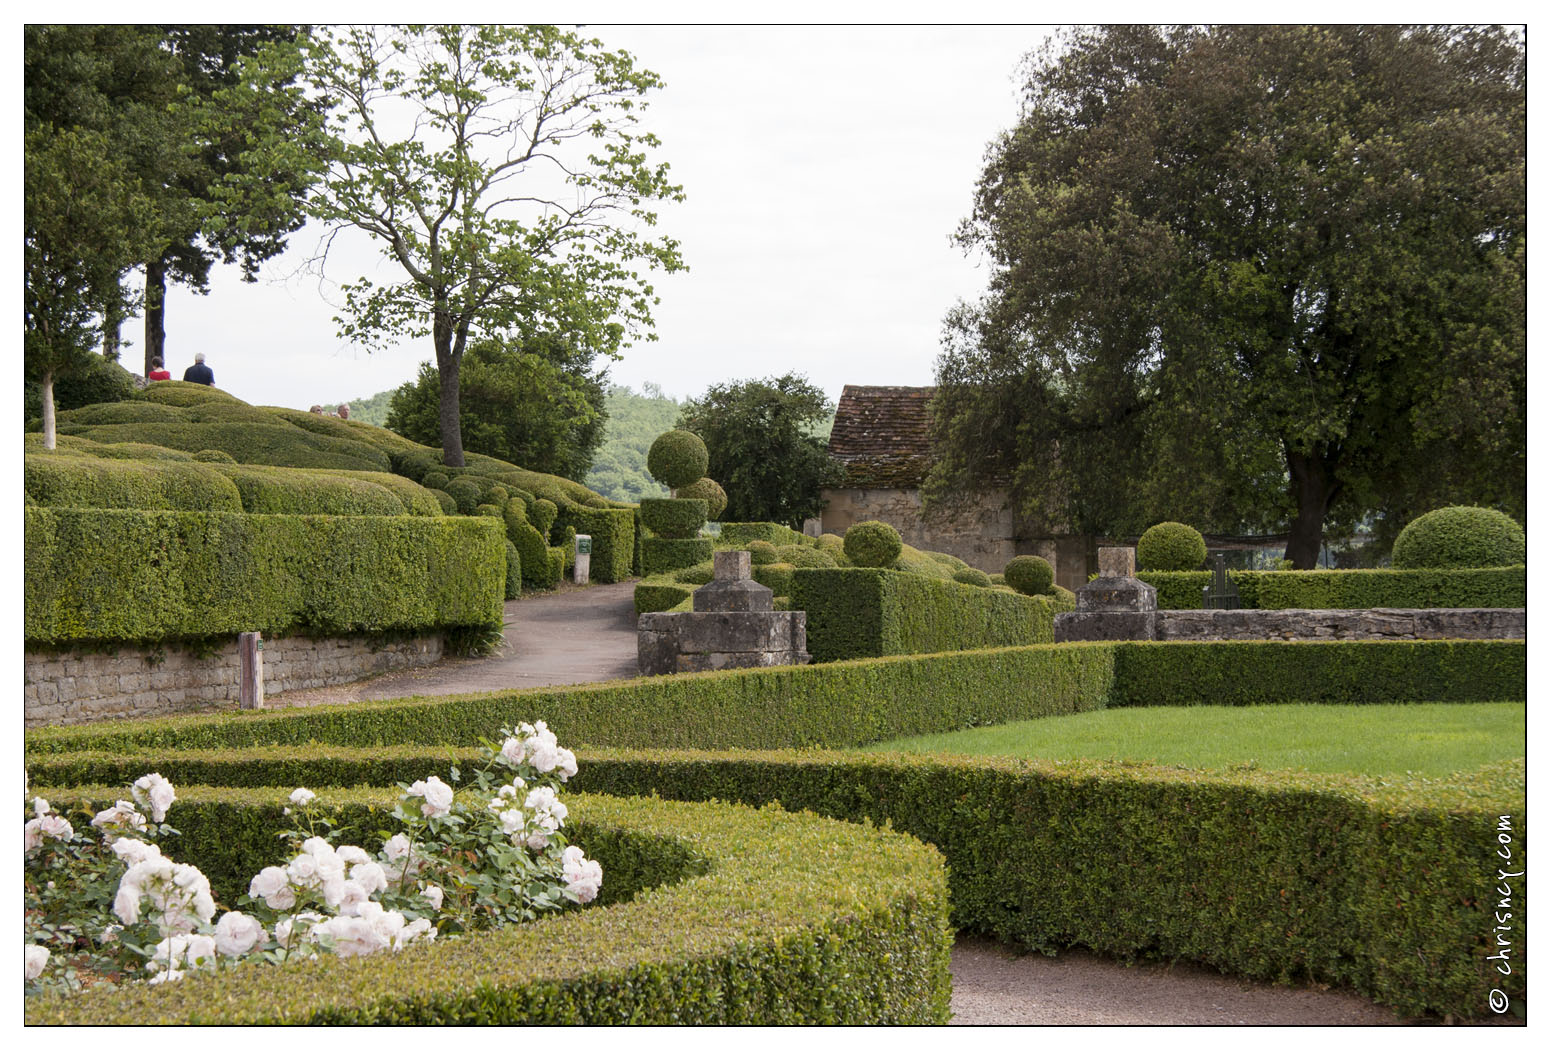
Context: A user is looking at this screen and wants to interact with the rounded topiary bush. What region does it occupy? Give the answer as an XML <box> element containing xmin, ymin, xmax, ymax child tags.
<box><xmin>530</xmin><ymin>498</ymin><xmax>558</xmax><ymax>538</ymax></box>
<box><xmin>420</xmin><ymin>470</ymin><xmax>451</xmax><ymax>492</ymax></box>
<box><xmin>191</xmin><ymin>449</ymin><xmax>236</xmax><ymax>464</ymax></box>
<box><xmin>677</xmin><ymin>477</ymin><xmax>727</xmax><ymax>521</ymax></box>
<box><xmin>747</xmin><ymin>540</ymin><xmax>780</xmax><ymax>566</ymax></box>
<box><xmin>1136</xmin><ymin>522</ymin><xmax>1207</xmax><ymax>571</ymax></box>
<box><xmin>1391</xmin><ymin>506</ymin><xmax>1526</xmax><ymax>569</ymax></box>
<box><xmin>445</xmin><ymin>477</ymin><xmax>482</xmax><ymax>515</ymax></box>
<box><xmin>844</xmin><ymin>520</ymin><xmax>903</xmax><ymax>568</ymax></box>
<box><xmin>952</xmin><ymin>567</ymin><xmax>993</xmax><ymax>588</ymax></box>
<box><xmin>475</xmin><ymin>503</ymin><xmax>502</xmax><ymax>518</ymax></box>
<box><xmin>504</xmin><ymin>540</ymin><xmax>522</xmax><ymax>599</ymax></box>
<box><xmin>1003</xmin><ymin>555</ymin><xmax>1054</xmax><ymax>596</ymax></box>
<box><xmin>431</xmin><ymin>489</ymin><xmax>457</xmax><ymax>516</ymax></box>
<box><xmin>778</xmin><ymin>545</ymin><xmax>836</xmax><ymax>569</ymax></box>
<box><xmin>647</xmin><ymin>430</ymin><xmax>709</xmax><ymax>490</ymax></box>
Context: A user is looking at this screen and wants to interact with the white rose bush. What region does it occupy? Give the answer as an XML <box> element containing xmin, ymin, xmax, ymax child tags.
<box><xmin>23</xmin><ymin>722</ymin><xmax>600</xmax><ymax>995</ymax></box>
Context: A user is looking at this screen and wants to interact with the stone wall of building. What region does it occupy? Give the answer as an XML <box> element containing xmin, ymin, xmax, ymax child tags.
<box><xmin>819</xmin><ymin>486</ymin><xmax>1090</xmax><ymax>589</ymax></box>
<box><xmin>24</xmin><ymin>633</ymin><xmax>444</xmax><ymax>729</ymax></box>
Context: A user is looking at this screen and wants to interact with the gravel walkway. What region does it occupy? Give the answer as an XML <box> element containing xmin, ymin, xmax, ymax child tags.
<box><xmin>274</xmin><ymin>583</ymin><xmax>1451</xmax><ymax>1025</ymax></box>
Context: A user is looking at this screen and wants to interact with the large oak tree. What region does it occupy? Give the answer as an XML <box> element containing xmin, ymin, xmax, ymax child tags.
<box><xmin>929</xmin><ymin>25</ymin><xmax>1524</xmax><ymax>565</ymax></box>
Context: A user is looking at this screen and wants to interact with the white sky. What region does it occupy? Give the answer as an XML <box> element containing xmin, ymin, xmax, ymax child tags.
<box><xmin>140</xmin><ymin>24</ymin><xmax>1050</xmax><ymax>410</ymax></box>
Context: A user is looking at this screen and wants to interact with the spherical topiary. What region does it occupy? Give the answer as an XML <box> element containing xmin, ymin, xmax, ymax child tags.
<box><xmin>475</xmin><ymin>503</ymin><xmax>502</xmax><ymax>518</ymax></box>
<box><xmin>747</xmin><ymin>541</ymin><xmax>780</xmax><ymax>565</ymax></box>
<box><xmin>843</xmin><ymin>520</ymin><xmax>903</xmax><ymax>568</ymax></box>
<box><xmin>953</xmin><ymin>567</ymin><xmax>993</xmax><ymax>588</ymax></box>
<box><xmin>1136</xmin><ymin>522</ymin><xmax>1207</xmax><ymax>571</ymax></box>
<box><xmin>530</xmin><ymin>498</ymin><xmax>558</xmax><ymax>538</ymax></box>
<box><xmin>421</xmin><ymin>471</ymin><xmax>451</xmax><ymax>492</ymax></box>
<box><xmin>647</xmin><ymin>430</ymin><xmax>709</xmax><ymax>490</ymax></box>
<box><xmin>431</xmin><ymin>489</ymin><xmax>457</xmax><ymax>516</ymax></box>
<box><xmin>1391</xmin><ymin>506</ymin><xmax>1526</xmax><ymax>569</ymax></box>
<box><xmin>487</xmin><ymin>485</ymin><xmax>510</xmax><ymax>507</ymax></box>
<box><xmin>192</xmin><ymin>449</ymin><xmax>236</xmax><ymax>464</ymax></box>
<box><xmin>445</xmin><ymin>477</ymin><xmax>482</xmax><ymax>515</ymax></box>
<box><xmin>1003</xmin><ymin>555</ymin><xmax>1055</xmax><ymax>596</ymax></box>
<box><xmin>677</xmin><ymin>477</ymin><xmax>728</xmax><ymax>521</ymax></box>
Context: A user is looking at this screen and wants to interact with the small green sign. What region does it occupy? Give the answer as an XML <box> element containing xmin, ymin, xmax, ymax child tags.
<box><xmin>577</xmin><ymin>537</ymin><xmax>592</xmax><ymax>555</ymax></box>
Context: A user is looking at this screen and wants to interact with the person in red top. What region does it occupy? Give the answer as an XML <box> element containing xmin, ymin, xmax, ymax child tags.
<box><xmin>147</xmin><ymin>357</ymin><xmax>171</xmax><ymax>382</ymax></box>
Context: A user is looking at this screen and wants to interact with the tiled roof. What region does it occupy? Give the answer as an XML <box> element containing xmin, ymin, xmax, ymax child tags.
<box><xmin>828</xmin><ymin>385</ymin><xmax>935</xmax><ymax>488</ymax></box>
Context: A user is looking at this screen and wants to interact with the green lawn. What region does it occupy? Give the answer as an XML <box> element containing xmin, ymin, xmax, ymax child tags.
<box><xmin>860</xmin><ymin>702</ymin><xmax>1525</xmax><ymax>777</ymax></box>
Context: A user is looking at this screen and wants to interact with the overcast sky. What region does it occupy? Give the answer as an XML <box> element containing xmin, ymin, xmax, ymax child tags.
<box><xmin>141</xmin><ymin>25</ymin><xmax>1053</xmax><ymax>410</ymax></box>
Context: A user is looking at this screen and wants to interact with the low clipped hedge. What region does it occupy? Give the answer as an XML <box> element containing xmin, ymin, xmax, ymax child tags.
<box><xmin>25</xmin><ymin>506</ymin><xmax>505</xmax><ymax>646</ymax></box>
<box><xmin>22</xmin><ymin>788</ymin><xmax>950</xmax><ymax>1025</ymax></box>
<box><xmin>634</xmin><ymin>580</ymin><xmax>695</xmax><ymax>614</ymax></box>
<box><xmin>57</xmin><ymin>420</ymin><xmax>393</xmax><ymax>473</ymax></box>
<box><xmin>33</xmin><ymin>639</ymin><xmax>1525</xmax><ymax>763</ymax></box>
<box><xmin>213</xmin><ymin>465</ymin><xmax>408</xmax><ymax>517</ymax></box>
<box><xmin>719</xmin><ymin>522</ymin><xmax>810</xmax><ymax>548</ymax></box>
<box><xmin>1137</xmin><ymin>567</ymin><xmax>1526</xmax><ymax>610</ymax></box>
<box><xmin>642</xmin><ymin>537</ymin><xmax>713</xmax><ymax>576</ymax></box>
<box><xmin>790</xmin><ymin>568</ymin><xmax>1075</xmax><ymax>662</ymax></box>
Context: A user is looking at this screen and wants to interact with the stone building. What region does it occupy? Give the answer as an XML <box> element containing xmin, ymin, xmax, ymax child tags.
<box><xmin>818</xmin><ymin>384</ymin><xmax>1090</xmax><ymax>589</ymax></box>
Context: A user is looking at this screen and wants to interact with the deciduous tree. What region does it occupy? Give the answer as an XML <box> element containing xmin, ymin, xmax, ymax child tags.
<box><xmin>930</xmin><ymin>25</ymin><xmax>1524</xmax><ymax>565</ymax></box>
<box><xmin>678</xmin><ymin>375</ymin><xmax>841</xmax><ymax>528</ymax></box>
<box><xmin>260</xmin><ymin>25</ymin><xmax>685</xmax><ymax>467</ymax></box>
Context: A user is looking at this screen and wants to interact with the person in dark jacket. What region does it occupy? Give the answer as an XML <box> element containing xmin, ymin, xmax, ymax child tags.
<box><xmin>182</xmin><ymin>352</ymin><xmax>214</xmax><ymax>386</ymax></box>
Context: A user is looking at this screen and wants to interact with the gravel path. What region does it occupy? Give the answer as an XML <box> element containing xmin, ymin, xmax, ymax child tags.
<box><xmin>274</xmin><ymin>583</ymin><xmax>1446</xmax><ymax>1025</ymax></box>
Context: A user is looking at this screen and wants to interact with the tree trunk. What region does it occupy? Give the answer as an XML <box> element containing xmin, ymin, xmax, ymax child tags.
<box><xmin>102</xmin><ymin>288</ymin><xmax>122</xmax><ymax>363</ymax></box>
<box><xmin>144</xmin><ymin>257</ymin><xmax>167</xmax><ymax>376</ymax></box>
<box><xmin>433</xmin><ymin>304</ymin><xmax>465</xmax><ymax>467</ymax></box>
<box><xmin>41</xmin><ymin>369</ymin><xmax>56</xmax><ymax>450</ymax></box>
<box><xmin>1282</xmin><ymin>445</ymin><xmax>1339</xmax><ymax>569</ymax></box>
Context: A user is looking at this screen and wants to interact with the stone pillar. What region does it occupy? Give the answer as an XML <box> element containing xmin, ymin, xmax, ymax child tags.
<box><xmin>638</xmin><ymin>548</ymin><xmax>809</xmax><ymax>674</ymax></box>
<box><xmin>1053</xmin><ymin>547</ymin><xmax>1158</xmax><ymax>642</ymax></box>
<box><xmin>574</xmin><ymin>534</ymin><xmax>592</xmax><ymax>585</ymax></box>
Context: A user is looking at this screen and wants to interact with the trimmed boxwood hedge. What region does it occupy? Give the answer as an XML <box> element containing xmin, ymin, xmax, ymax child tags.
<box><xmin>634</xmin><ymin>580</ymin><xmax>696</xmax><ymax>614</ymax></box>
<box><xmin>642</xmin><ymin>537</ymin><xmax>714</xmax><ymax>576</ymax></box>
<box><xmin>639</xmin><ymin>497</ymin><xmax>708</xmax><ymax>539</ymax></box>
<box><xmin>25</xmin><ymin>452</ymin><xmax>243</xmax><ymax>512</ymax></box>
<box><xmin>1137</xmin><ymin>567</ymin><xmax>1526</xmax><ymax>610</ymax></box>
<box><xmin>24</xmin><ymin>745</ymin><xmax>1524</xmax><ymax>1020</ymax></box>
<box><xmin>21</xmin><ymin>788</ymin><xmax>950</xmax><ymax>1026</ymax></box>
<box><xmin>25</xmin><ymin>506</ymin><xmax>505</xmax><ymax>646</ymax></box>
<box><xmin>790</xmin><ymin>567</ymin><xmax>1075</xmax><ymax>662</ymax></box>
<box><xmin>30</xmin><ymin>639</ymin><xmax>1524</xmax><ymax>763</ymax></box>
<box><xmin>718</xmin><ymin>522</ymin><xmax>811</xmax><ymax>548</ymax></box>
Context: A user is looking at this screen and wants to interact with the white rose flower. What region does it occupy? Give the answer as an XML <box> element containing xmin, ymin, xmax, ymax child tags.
<box><xmin>131</xmin><ymin>773</ymin><xmax>177</xmax><ymax>823</ymax></box>
<box><xmin>383</xmin><ymin>833</ymin><xmax>412</xmax><ymax>861</ymax></box>
<box><xmin>287</xmin><ymin>852</ymin><xmax>321</xmax><ymax>887</ymax></box>
<box><xmin>499</xmin><ymin>808</ymin><xmax>525</xmax><ymax>836</ymax></box>
<box><xmin>336</xmin><ymin>845</ymin><xmax>371</xmax><ymax>865</ymax></box>
<box><xmin>32</xmin><ymin>798</ymin><xmax>49</xmax><ymax>817</ymax></box>
<box><xmin>327</xmin><ymin>878</ymin><xmax>370</xmax><ymax>915</ymax></box>
<box><xmin>91</xmin><ymin>801</ymin><xmax>147</xmax><ymax>842</ymax></box>
<box><xmin>24</xmin><ymin>944</ymin><xmax>49</xmax><ymax>980</ymax></box>
<box><xmin>525</xmin><ymin>738</ymin><xmax>561</xmax><ymax>773</ymax></box>
<box><xmin>525</xmin><ymin>831</ymin><xmax>551</xmax><ymax>851</ymax></box>
<box><xmin>395</xmin><ymin>916</ymin><xmax>435</xmax><ymax>950</ymax></box>
<box><xmin>111</xmin><ymin>837</ymin><xmax>163</xmax><ymax>867</ymax></box>
<box><xmin>499</xmin><ymin>736</ymin><xmax>526</xmax><ymax>767</ymax></box>
<box><xmin>289</xmin><ymin>788</ymin><xmax>316</xmax><ymax>807</ymax></box>
<box><xmin>419</xmin><ymin>883</ymin><xmax>444</xmax><ymax>910</ymax></box>
<box><xmin>407</xmin><ymin>776</ymin><xmax>454</xmax><ymax>819</ymax></box>
<box><xmin>555</xmin><ymin>748</ymin><xmax>578</xmax><ymax>781</ymax></box>
<box><xmin>313</xmin><ymin>850</ymin><xmax>347</xmax><ymax>883</ymax></box>
<box><xmin>113</xmin><ymin>882</ymin><xmax>143</xmax><ymax>926</ymax></box>
<box><xmin>497</xmin><ymin>783</ymin><xmax>519</xmax><ymax>799</ymax></box>
<box><xmin>349</xmin><ymin>861</ymin><xmax>389</xmax><ymax>896</ymax></box>
<box><xmin>22</xmin><ymin>819</ymin><xmax>41</xmax><ymax>853</ymax></box>
<box><xmin>214</xmin><ymin>911</ymin><xmax>265</xmax><ymax>957</ymax></box>
<box><xmin>312</xmin><ymin>914</ymin><xmax>389</xmax><ymax>958</ymax></box>
<box><xmin>561</xmin><ymin>845</ymin><xmax>604</xmax><ymax>904</ymax></box>
<box><xmin>183</xmin><ymin>933</ymin><xmax>218</xmax><ymax>971</ymax></box>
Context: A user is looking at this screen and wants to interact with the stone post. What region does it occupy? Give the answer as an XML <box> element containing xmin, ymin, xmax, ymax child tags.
<box><xmin>1053</xmin><ymin>547</ymin><xmax>1158</xmax><ymax>642</ymax></box>
<box><xmin>239</xmin><ymin>632</ymin><xmax>265</xmax><ymax>710</ymax></box>
<box><xmin>574</xmin><ymin>534</ymin><xmax>592</xmax><ymax>585</ymax></box>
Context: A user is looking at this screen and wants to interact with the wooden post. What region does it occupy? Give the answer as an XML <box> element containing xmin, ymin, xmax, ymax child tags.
<box><xmin>239</xmin><ymin>632</ymin><xmax>264</xmax><ymax>710</ymax></box>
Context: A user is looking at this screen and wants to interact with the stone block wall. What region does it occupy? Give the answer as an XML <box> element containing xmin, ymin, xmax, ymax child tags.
<box><xmin>1153</xmin><ymin>608</ymin><xmax>1525</xmax><ymax>642</ymax></box>
<box><xmin>24</xmin><ymin>633</ymin><xmax>444</xmax><ymax>729</ymax></box>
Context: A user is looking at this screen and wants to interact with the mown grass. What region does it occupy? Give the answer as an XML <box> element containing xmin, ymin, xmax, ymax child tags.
<box><xmin>860</xmin><ymin>702</ymin><xmax>1524</xmax><ymax>776</ymax></box>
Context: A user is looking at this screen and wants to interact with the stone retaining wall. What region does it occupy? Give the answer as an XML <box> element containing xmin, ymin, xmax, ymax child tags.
<box><xmin>1153</xmin><ymin>608</ymin><xmax>1524</xmax><ymax>642</ymax></box>
<box><xmin>24</xmin><ymin>634</ymin><xmax>444</xmax><ymax>728</ymax></box>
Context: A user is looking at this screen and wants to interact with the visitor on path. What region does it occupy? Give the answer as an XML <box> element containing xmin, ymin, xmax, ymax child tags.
<box><xmin>146</xmin><ymin>357</ymin><xmax>171</xmax><ymax>382</ymax></box>
<box><xmin>182</xmin><ymin>353</ymin><xmax>214</xmax><ymax>386</ymax></box>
